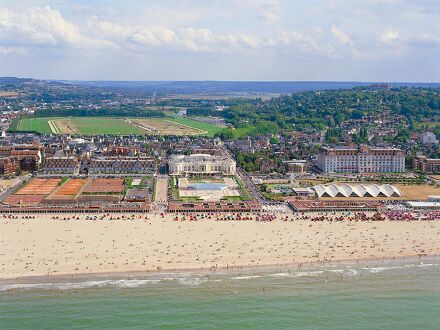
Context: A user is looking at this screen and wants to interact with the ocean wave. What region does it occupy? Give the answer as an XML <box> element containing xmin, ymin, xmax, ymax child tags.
<box><xmin>0</xmin><ymin>275</ymin><xmax>213</xmax><ymax>292</ymax></box>
<box><xmin>231</xmin><ymin>275</ymin><xmax>262</xmax><ymax>280</ymax></box>
<box><xmin>327</xmin><ymin>269</ymin><xmax>345</xmax><ymax>273</ymax></box>
<box><xmin>291</xmin><ymin>271</ymin><xmax>324</xmax><ymax>278</ymax></box>
<box><xmin>345</xmin><ymin>268</ymin><xmax>359</xmax><ymax>276</ymax></box>
<box><xmin>266</xmin><ymin>271</ymin><xmax>324</xmax><ymax>278</ymax></box>
<box><xmin>361</xmin><ymin>262</ymin><xmax>439</xmax><ymax>274</ymax></box>
<box><xmin>0</xmin><ymin>279</ymin><xmax>161</xmax><ymax>292</ymax></box>
<box><xmin>176</xmin><ymin>277</ymin><xmax>207</xmax><ymax>286</ymax></box>
<box><xmin>2</xmin><ymin>261</ymin><xmax>438</xmax><ymax>292</ymax></box>
<box><xmin>362</xmin><ymin>267</ymin><xmax>391</xmax><ymax>274</ymax></box>
<box><xmin>266</xmin><ymin>272</ymin><xmax>292</xmax><ymax>277</ymax></box>
<box><xmin>418</xmin><ymin>262</ymin><xmax>436</xmax><ymax>267</ymax></box>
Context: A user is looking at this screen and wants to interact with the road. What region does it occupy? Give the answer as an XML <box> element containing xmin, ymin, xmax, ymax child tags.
<box><xmin>237</xmin><ymin>168</ymin><xmax>267</xmax><ymax>203</ymax></box>
<box><xmin>221</xmin><ymin>144</ymin><xmax>268</xmax><ymax>204</ymax></box>
<box><xmin>0</xmin><ymin>175</ymin><xmax>31</xmax><ymax>202</ymax></box>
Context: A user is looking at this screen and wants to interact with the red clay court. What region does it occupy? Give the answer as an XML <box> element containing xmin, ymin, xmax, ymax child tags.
<box><xmin>83</xmin><ymin>178</ymin><xmax>125</xmax><ymax>194</ymax></box>
<box><xmin>15</xmin><ymin>178</ymin><xmax>61</xmax><ymax>195</ymax></box>
<box><xmin>55</xmin><ymin>178</ymin><xmax>87</xmax><ymax>196</ymax></box>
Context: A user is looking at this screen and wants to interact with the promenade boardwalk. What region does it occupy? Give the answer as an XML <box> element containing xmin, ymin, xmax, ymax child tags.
<box><xmin>155</xmin><ymin>176</ymin><xmax>168</xmax><ymax>203</ymax></box>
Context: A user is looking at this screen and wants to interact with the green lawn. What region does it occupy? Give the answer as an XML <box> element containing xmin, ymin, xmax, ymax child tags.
<box><xmin>221</xmin><ymin>196</ymin><xmax>244</xmax><ymax>202</ymax></box>
<box><xmin>169</xmin><ymin>117</ymin><xmax>222</xmax><ymax>137</ymax></box>
<box><xmin>179</xmin><ymin>196</ymin><xmax>203</xmax><ymax>202</ymax></box>
<box><xmin>68</xmin><ymin>117</ymin><xmax>144</xmax><ymax>135</ymax></box>
<box><xmin>14</xmin><ymin>117</ymin><xmax>54</xmax><ymax>134</ymax></box>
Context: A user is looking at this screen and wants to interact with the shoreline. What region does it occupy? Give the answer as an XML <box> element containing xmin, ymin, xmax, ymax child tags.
<box><xmin>2</xmin><ymin>253</ymin><xmax>438</xmax><ymax>285</ymax></box>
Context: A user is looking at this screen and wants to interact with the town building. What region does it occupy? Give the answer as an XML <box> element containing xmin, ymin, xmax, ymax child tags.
<box><xmin>104</xmin><ymin>146</ymin><xmax>140</xmax><ymax>156</ymax></box>
<box><xmin>420</xmin><ymin>132</ymin><xmax>439</xmax><ymax>145</ymax></box>
<box><xmin>88</xmin><ymin>156</ymin><xmax>156</xmax><ymax>174</ymax></box>
<box><xmin>169</xmin><ymin>154</ymin><xmax>236</xmax><ymax>176</ymax></box>
<box><xmin>413</xmin><ymin>156</ymin><xmax>440</xmax><ymax>173</ymax></box>
<box><xmin>0</xmin><ymin>157</ymin><xmax>20</xmax><ymax>176</ymax></box>
<box><xmin>405</xmin><ymin>201</ymin><xmax>440</xmax><ymax>211</ymax></box>
<box><xmin>313</xmin><ymin>184</ymin><xmax>402</xmax><ymax>198</ymax></box>
<box><xmin>42</xmin><ymin>156</ymin><xmax>80</xmax><ymax>175</ymax></box>
<box><xmin>283</xmin><ymin>160</ymin><xmax>309</xmax><ymax>173</ymax></box>
<box><xmin>125</xmin><ymin>188</ymin><xmax>150</xmax><ymax>202</ymax></box>
<box><xmin>230</xmin><ymin>137</ymin><xmax>253</xmax><ymax>153</ymax></box>
<box><xmin>0</xmin><ymin>145</ymin><xmax>43</xmax><ymax>172</ymax></box>
<box><xmin>316</xmin><ymin>146</ymin><xmax>405</xmax><ymax>173</ymax></box>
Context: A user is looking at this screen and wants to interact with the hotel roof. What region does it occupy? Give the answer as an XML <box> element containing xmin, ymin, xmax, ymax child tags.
<box><xmin>314</xmin><ymin>184</ymin><xmax>402</xmax><ymax>198</ymax></box>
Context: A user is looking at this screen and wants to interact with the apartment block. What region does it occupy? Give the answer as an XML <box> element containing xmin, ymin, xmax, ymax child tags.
<box><xmin>413</xmin><ymin>156</ymin><xmax>440</xmax><ymax>173</ymax></box>
<box><xmin>316</xmin><ymin>146</ymin><xmax>405</xmax><ymax>173</ymax></box>
<box><xmin>88</xmin><ymin>157</ymin><xmax>156</xmax><ymax>174</ymax></box>
<box><xmin>42</xmin><ymin>156</ymin><xmax>80</xmax><ymax>175</ymax></box>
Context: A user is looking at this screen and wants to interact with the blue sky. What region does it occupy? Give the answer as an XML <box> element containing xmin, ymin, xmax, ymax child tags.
<box><xmin>0</xmin><ymin>0</ymin><xmax>439</xmax><ymax>81</ymax></box>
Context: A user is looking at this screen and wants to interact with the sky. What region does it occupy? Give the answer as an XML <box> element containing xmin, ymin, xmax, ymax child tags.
<box><xmin>0</xmin><ymin>0</ymin><xmax>439</xmax><ymax>81</ymax></box>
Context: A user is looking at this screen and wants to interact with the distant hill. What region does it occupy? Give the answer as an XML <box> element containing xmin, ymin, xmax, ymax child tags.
<box><xmin>0</xmin><ymin>77</ymin><xmax>36</xmax><ymax>84</ymax></box>
<box><xmin>2</xmin><ymin>77</ymin><xmax>440</xmax><ymax>94</ymax></box>
<box><xmin>62</xmin><ymin>80</ymin><xmax>440</xmax><ymax>94</ymax></box>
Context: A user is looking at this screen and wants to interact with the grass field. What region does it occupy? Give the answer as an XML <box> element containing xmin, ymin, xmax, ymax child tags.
<box><xmin>68</xmin><ymin>117</ymin><xmax>145</xmax><ymax>135</ymax></box>
<box><xmin>11</xmin><ymin>116</ymin><xmax>221</xmax><ymax>136</ymax></box>
<box><xmin>15</xmin><ymin>117</ymin><xmax>54</xmax><ymax>134</ymax></box>
<box><xmin>170</xmin><ymin>117</ymin><xmax>222</xmax><ymax>137</ymax></box>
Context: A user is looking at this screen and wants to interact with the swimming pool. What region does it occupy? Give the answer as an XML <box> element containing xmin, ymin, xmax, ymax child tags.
<box><xmin>187</xmin><ymin>183</ymin><xmax>228</xmax><ymax>191</ymax></box>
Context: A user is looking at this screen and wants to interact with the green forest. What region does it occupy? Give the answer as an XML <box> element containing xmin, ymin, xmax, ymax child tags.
<box><xmin>215</xmin><ymin>87</ymin><xmax>440</xmax><ymax>139</ymax></box>
<box><xmin>33</xmin><ymin>107</ymin><xmax>166</xmax><ymax>118</ymax></box>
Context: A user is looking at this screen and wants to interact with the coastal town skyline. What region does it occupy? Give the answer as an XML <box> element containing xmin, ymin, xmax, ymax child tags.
<box><xmin>1</xmin><ymin>1</ymin><xmax>440</xmax><ymax>329</ymax></box>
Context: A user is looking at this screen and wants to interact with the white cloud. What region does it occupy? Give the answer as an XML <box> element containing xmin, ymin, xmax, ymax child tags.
<box><xmin>0</xmin><ymin>46</ymin><xmax>26</xmax><ymax>55</ymax></box>
<box><xmin>237</xmin><ymin>0</ymin><xmax>281</xmax><ymax>21</ymax></box>
<box><xmin>409</xmin><ymin>33</ymin><xmax>440</xmax><ymax>47</ymax></box>
<box><xmin>1</xmin><ymin>1</ymin><xmax>440</xmax><ymax>81</ymax></box>
<box><xmin>380</xmin><ymin>28</ymin><xmax>401</xmax><ymax>43</ymax></box>
<box><xmin>331</xmin><ymin>25</ymin><xmax>353</xmax><ymax>46</ymax></box>
<box><xmin>0</xmin><ymin>6</ymin><xmax>113</xmax><ymax>49</ymax></box>
<box><xmin>1</xmin><ymin>5</ymin><xmax>417</xmax><ymax>62</ymax></box>
<box><xmin>89</xmin><ymin>17</ymin><xmax>288</xmax><ymax>53</ymax></box>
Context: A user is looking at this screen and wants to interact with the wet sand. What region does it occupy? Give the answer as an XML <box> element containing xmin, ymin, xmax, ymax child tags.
<box><xmin>1</xmin><ymin>213</ymin><xmax>440</xmax><ymax>279</ymax></box>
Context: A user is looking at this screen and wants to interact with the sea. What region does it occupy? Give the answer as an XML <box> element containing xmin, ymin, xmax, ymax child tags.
<box><xmin>1</xmin><ymin>258</ymin><xmax>440</xmax><ymax>329</ymax></box>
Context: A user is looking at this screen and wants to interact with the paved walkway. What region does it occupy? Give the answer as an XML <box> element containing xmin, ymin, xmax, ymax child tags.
<box><xmin>154</xmin><ymin>175</ymin><xmax>168</xmax><ymax>203</ymax></box>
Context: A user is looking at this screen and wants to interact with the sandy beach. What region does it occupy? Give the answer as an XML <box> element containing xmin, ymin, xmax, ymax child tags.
<box><xmin>1</xmin><ymin>213</ymin><xmax>440</xmax><ymax>279</ymax></box>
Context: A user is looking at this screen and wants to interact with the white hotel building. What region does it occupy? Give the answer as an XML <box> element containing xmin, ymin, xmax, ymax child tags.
<box><xmin>169</xmin><ymin>154</ymin><xmax>236</xmax><ymax>176</ymax></box>
<box><xmin>316</xmin><ymin>146</ymin><xmax>405</xmax><ymax>173</ymax></box>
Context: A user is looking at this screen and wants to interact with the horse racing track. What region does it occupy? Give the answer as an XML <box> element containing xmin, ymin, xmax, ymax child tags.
<box><xmin>13</xmin><ymin>117</ymin><xmax>220</xmax><ymax>136</ymax></box>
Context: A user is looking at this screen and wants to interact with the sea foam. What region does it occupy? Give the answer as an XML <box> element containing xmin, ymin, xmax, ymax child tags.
<box><xmin>0</xmin><ymin>279</ymin><xmax>161</xmax><ymax>292</ymax></box>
